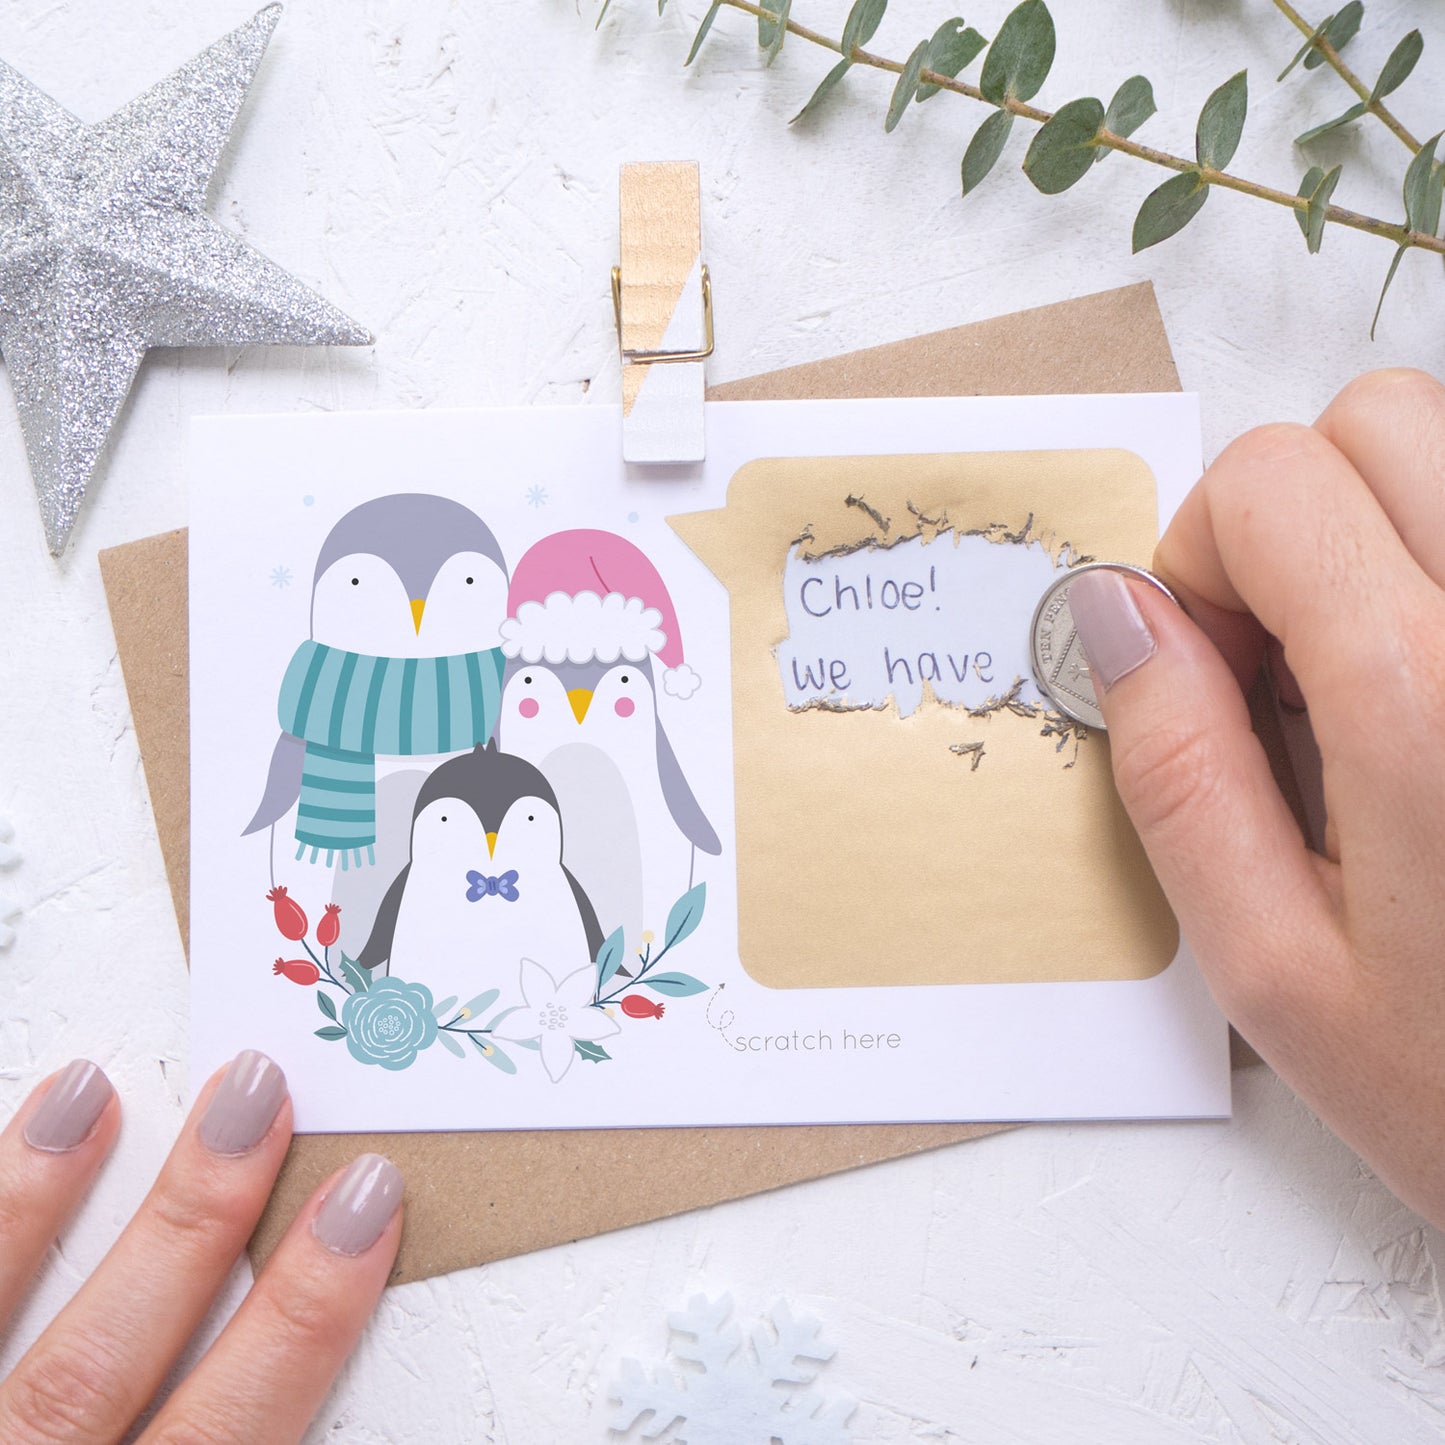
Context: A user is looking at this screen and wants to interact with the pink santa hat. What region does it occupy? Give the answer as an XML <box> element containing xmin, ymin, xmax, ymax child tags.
<box><xmin>498</xmin><ymin>529</ymin><xmax>700</xmax><ymax>700</ymax></box>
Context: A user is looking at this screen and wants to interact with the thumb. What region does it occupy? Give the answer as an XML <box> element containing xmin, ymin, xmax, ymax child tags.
<box><xmin>1067</xmin><ymin>567</ymin><xmax>1340</xmax><ymax>1024</ymax></box>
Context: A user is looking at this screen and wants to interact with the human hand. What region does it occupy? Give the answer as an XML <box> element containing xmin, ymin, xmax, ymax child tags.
<box><xmin>0</xmin><ymin>1053</ymin><xmax>403</xmax><ymax>1442</ymax></box>
<box><xmin>1069</xmin><ymin>368</ymin><xmax>1445</xmax><ymax>1227</ymax></box>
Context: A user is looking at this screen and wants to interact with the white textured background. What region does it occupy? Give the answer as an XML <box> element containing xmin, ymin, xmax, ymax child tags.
<box><xmin>2</xmin><ymin>0</ymin><xmax>1444</xmax><ymax>1439</ymax></box>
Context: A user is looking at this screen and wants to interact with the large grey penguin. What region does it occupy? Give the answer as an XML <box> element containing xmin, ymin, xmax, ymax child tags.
<box><xmin>243</xmin><ymin>494</ymin><xmax>511</xmax><ymax>951</ymax></box>
<box><xmin>358</xmin><ymin>741</ymin><xmax>605</xmax><ymax>1003</ymax></box>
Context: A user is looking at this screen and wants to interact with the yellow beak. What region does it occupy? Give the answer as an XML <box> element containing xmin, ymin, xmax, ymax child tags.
<box><xmin>410</xmin><ymin>598</ymin><xmax>426</xmax><ymax>634</ymax></box>
<box><xmin>486</xmin><ymin>831</ymin><xmax>498</xmax><ymax>859</ymax></box>
<box><xmin>567</xmin><ymin>688</ymin><xmax>593</xmax><ymax>724</ymax></box>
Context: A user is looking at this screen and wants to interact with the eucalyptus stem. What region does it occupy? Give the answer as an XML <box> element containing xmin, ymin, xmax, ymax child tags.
<box><xmin>714</xmin><ymin>0</ymin><xmax>1445</xmax><ymax>258</ymax></box>
<box><xmin>1271</xmin><ymin>0</ymin><xmax>1420</xmax><ymax>151</ymax></box>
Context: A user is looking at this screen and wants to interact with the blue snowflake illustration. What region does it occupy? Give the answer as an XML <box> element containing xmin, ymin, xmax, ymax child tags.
<box><xmin>526</xmin><ymin>484</ymin><xmax>548</xmax><ymax>508</ymax></box>
<box><xmin>270</xmin><ymin>565</ymin><xmax>293</xmax><ymax>589</ymax></box>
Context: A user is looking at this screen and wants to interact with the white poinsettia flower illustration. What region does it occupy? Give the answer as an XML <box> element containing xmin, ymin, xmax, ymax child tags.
<box><xmin>492</xmin><ymin>959</ymin><xmax>621</xmax><ymax>1083</ymax></box>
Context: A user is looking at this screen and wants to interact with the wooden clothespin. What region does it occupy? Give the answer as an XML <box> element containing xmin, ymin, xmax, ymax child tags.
<box><xmin>614</xmin><ymin>162</ymin><xmax>712</xmax><ymax>464</ymax></box>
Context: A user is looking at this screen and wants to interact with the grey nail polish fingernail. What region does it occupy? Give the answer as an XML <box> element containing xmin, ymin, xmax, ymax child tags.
<box><xmin>1069</xmin><ymin>567</ymin><xmax>1157</xmax><ymax>692</ymax></box>
<box><xmin>313</xmin><ymin>1154</ymin><xmax>404</xmax><ymax>1257</ymax></box>
<box><xmin>25</xmin><ymin>1059</ymin><xmax>114</xmax><ymax>1153</ymax></box>
<box><xmin>198</xmin><ymin>1050</ymin><xmax>288</xmax><ymax>1156</ymax></box>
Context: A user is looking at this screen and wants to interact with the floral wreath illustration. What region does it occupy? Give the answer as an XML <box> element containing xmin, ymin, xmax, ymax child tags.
<box><xmin>265</xmin><ymin>883</ymin><xmax>709</xmax><ymax>1083</ymax></box>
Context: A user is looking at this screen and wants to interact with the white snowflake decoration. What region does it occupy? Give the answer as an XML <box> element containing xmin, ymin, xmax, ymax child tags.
<box><xmin>610</xmin><ymin>1294</ymin><xmax>856</xmax><ymax>1445</ymax></box>
<box><xmin>0</xmin><ymin>815</ymin><xmax>21</xmax><ymax>949</ymax></box>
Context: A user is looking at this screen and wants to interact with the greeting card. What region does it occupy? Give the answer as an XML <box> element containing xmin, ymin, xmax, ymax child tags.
<box><xmin>189</xmin><ymin>394</ymin><xmax>1230</xmax><ymax>1131</ymax></box>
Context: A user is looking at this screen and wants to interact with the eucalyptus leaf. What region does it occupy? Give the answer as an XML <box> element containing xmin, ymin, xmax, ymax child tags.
<box><xmin>1132</xmin><ymin>170</ymin><xmax>1209</xmax><ymax>252</ymax></box>
<box><xmin>1305</xmin><ymin>1</ymin><xmax>1363</xmax><ymax>70</ymax></box>
<box><xmin>960</xmin><ymin>107</ymin><xmax>1014</xmax><ymax>195</ymax></box>
<box><xmin>685</xmin><ymin>2</ymin><xmax>722</xmax><ymax>66</ymax></box>
<box><xmin>917</xmin><ymin>18</ymin><xmax>987</xmax><ymax>102</ymax></box>
<box><xmin>1402</xmin><ymin>132</ymin><xmax>1444</xmax><ymax>236</ymax></box>
<box><xmin>595</xmin><ymin>0</ymin><xmax>612</xmax><ymax>31</ymax></box>
<box><xmin>433</xmin><ymin>994</ymin><xmax>459</xmax><ymax>1019</ymax></box>
<box><xmin>314</xmin><ymin>1025</ymin><xmax>347</xmax><ymax>1042</ymax></box>
<box><xmin>792</xmin><ymin>59</ymin><xmax>852</xmax><ymax>124</ymax></box>
<box><xmin>664</xmin><ymin>883</ymin><xmax>707</xmax><ymax>949</ymax></box>
<box><xmin>841</xmin><ymin>0</ymin><xmax>887</xmax><ymax>56</ymax></box>
<box><xmin>1279</xmin><ymin>18</ymin><xmax>1329</xmax><ymax>82</ymax></box>
<box><xmin>1371</xmin><ymin>245</ymin><xmax>1407</xmax><ymax>339</ymax></box>
<box><xmin>460</xmin><ymin>988</ymin><xmax>500</xmax><ymax>1020</ymax></box>
<box><xmin>1295</xmin><ymin>162</ymin><xmax>1342</xmax><ymax>252</ymax></box>
<box><xmin>758</xmin><ymin>0</ymin><xmax>790</xmax><ymax>63</ymax></box>
<box><xmin>1372</xmin><ymin>30</ymin><xmax>1422</xmax><ymax>102</ymax></box>
<box><xmin>1024</xmin><ymin>96</ymin><xmax>1104</xmax><ymax>194</ymax></box>
<box><xmin>1296</xmin><ymin>99</ymin><xmax>1367</xmax><ymax>144</ymax></box>
<box><xmin>317</xmin><ymin>990</ymin><xmax>338</xmax><ymax>1021</ymax></box>
<box><xmin>979</xmin><ymin>0</ymin><xmax>1055</xmax><ymax>106</ymax></box>
<box><xmin>885</xmin><ymin>40</ymin><xmax>929</xmax><ymax>132</ymax></box>
<box><xmin>1102</xmin><ymin>75</ymin><xmax>1156</xmax><ymax>150</ymax></box>
<box><xmin>1196</xmin><ymin>71</ymin><xmax>1248</xmax><ymax>170</ymax></box>
<box><xmin>438</xmin><ymin>1030</ymin><xmax>466</xmax><ymax>1058</ymax></box>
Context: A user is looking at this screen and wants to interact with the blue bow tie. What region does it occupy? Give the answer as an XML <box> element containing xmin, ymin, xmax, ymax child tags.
<box><xmin>465</xmin><ymin>869</ymin><xmax>520</xmax><ymax>902</ymax></box>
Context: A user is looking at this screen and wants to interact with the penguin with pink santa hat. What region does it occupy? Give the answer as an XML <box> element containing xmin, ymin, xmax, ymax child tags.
<box><xmin>495</xmin><ymin>529</ymin><xmax>721</xmax><ymax>949</ymax></box>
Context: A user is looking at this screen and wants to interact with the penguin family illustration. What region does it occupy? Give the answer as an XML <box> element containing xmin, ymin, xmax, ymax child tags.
<box><xmin>250</xmin><ymin>509</ymin><xmax>720</xmax><ymax>1001</ymax></box>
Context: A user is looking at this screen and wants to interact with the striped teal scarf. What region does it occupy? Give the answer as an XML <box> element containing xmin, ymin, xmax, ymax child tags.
<box><xmin>277</xmin><ymin>640</ymin><xmax>504</xmax><ymax>867</ymax></box>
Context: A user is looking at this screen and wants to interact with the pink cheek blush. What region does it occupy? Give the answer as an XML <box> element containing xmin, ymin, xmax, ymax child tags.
<box><xmin>518</xmin><ymin>697</ymin><xmax>540</xmax><ymax>719</ymax></box>
<box><xmin>614</xmin><ymin>697</ymin><xmax>636</xmax><ymax>718</ymax></box>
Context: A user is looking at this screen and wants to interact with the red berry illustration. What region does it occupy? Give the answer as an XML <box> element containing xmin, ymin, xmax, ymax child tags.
<box><xmin>316</xmin><ymin>903</ymin><xmax>341</xmax><ymax>949</ymax></box>
<box><xmin>267</xmin><ymin>886</ymin><xmax>308</xmax><ymax>941</ymax></box>
<box><xmin>273</xmin><ymin>957</ymin><xmax>320</xmax><ymax>985</ymax></box>
<box><xmin>621</xmin><ymin>995</ymin><xmax>665</xmax><ymax>1020</ymax></box>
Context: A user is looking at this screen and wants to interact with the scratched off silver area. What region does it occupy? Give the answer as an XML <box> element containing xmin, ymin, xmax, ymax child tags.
<box><xmin>1029</xmin><ymin>563</ymin><xmax>1179</xmax><ymax>731</ymax></box>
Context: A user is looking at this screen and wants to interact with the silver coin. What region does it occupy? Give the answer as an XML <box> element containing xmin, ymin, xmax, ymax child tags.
<box><xmin>1029</xmin><ymin>562</ymin><xmax>1180</xmax><ymax>731</ymax></box>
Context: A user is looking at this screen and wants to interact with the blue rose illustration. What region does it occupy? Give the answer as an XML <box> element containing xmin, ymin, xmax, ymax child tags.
<box><xmin>340</xmin><ymin>978</ymin><xmax>437</xmax><ymax>1070</ymax></box>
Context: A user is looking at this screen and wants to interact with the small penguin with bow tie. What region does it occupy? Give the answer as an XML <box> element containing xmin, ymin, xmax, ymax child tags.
<box><xmin>359</xmin><ymin>742</ymin><xmax>603</xmax><ymax>1001</ymax></box>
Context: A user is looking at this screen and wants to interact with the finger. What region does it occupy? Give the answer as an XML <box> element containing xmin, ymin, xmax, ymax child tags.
<box><xmin>0</xmin><ymin>1061</ymin><xmax>119</xmax><ymax>1331</ymax></box>
<box><xmin>138</xmin><ymin>1155</ymin><xmax>403</xmax><ymax>1445</ymax></box>
<box><xmin>1069</xmin><ymin>568</ymin><xmax>1348</xmax><ymax>1033</ymax></box>
<box><xmin>0</xmin><ymin>1052</ymin><xmax>290</xmax><ymax>1445</ymax></box>
<box><xmin>1315</xmin><ymin>369</ymin><xmax>1445</xmax><ymax>589</ymax></box>
<box><xmin>1153</xmin><ymin>422</ymin><xmax>1441</xmax><ymax>783</ymax></box>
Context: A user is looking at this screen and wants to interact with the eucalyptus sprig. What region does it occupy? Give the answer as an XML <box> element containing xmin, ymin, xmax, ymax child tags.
<box><xmin>619</xmin><ymin>0</ymin><xmax>1445</xmax><ymax>333</ymax></box>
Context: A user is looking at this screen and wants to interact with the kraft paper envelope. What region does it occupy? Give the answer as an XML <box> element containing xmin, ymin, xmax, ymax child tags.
<box><xmin>103</xmin><ymin>281</ymin><xmax>1247</xmax><ymax>1285</ymax></box>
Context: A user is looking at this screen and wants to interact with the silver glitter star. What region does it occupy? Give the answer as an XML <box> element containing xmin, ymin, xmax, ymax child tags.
<box><xmin>0</xmin><ymin>5</ymin><xmax>372</xmax><ymax>555</ymax></box>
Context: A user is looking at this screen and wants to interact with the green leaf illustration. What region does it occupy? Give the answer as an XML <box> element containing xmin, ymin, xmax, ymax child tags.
<box><xmin>1196</xmin><ymin>70</ymin><xmax>1247</xmax><ymax>170</ymax></box>
<box><xmin>1305</xmin><ymin>1</ymin><xmax>1363</xmax><ymax>70</ymax></box>
<box><xmin>917</xmin><ymin>18</ymin><xmax>986</xmax><ymax>102</ymax></box>
<box><xmin>470</xmin><ymin>1033</ymin><xmax>518</xmax><ymax>1073</ymax></box>
<box><xmin>885</xmin><ymin>40</ymin><xmax>929</xmax><ymax>132</ymax></box>
<box><xmin>961</xmin><ymin>108</ymin><xmax>1014</xmax><ymax>195</ymax></box>
<box><xmin>979</xmin><ymin>0</ymin><xmax>1055</xmax><ymax>106</ymax></box>
<box><xmin>596</xmin><ymin>927</ymin><xmax>627</xmax><ymax>988</ymax></box>
<box><xmin>1132</xmin><ymin>170</ymin><xmax>1209</xmax><ymax>252</ymax></box>
<box><xmin>1295</xmin><ymin>163</ymin><xmax>1342</xmax><ymax>253</ymax></box>
<box><xmin>1102</xmin><ymin>75</ymin><xmax>1155</xmax><ymax>152</ymax></box>
<box><xmin>433</xmin><ymin>994</ymin><xmax>459</xmax><ymax>1019</ymax></box>
<box><xmin>317</xmin><ymin>991</ymin><xmax>338</xmax><ymax>1021</ymax></box>
<box><xmin>642</xmin><ymin>972</ymin><xmax>709</xmax><ymax>997</ymax></box>
<box><xmin>841</xmin><ymin>0</ymin><xmax>887</xmax><ymax>56</ymax></box>
<box><xmin>574</xmin><ymin>1039</ymin><xmax>613</xmax><ymax>1063</ymax></box>
<box><xmin>792</xmin><ymin>58</ymin><xmax>852</xmax><ymax>124</ymax></box>
<box><xmin>438</xmin><ymin>1030</ymin><xmax>466</xmax><ymax>1058</ymax></box>
<box><xmin>1024</xmin><ymin>96</ymin><xmax>1104</xmax><ymax>194</ymax></box>
<box><xmin>664</xmin><ymin>883</ymin><xmax>707</xmax><ymax>949</ymax></box>
<box><xmin>1372</xmin><ymin>30</ymin><xmax>1423</xmax><ymax>102</ymax></box>
<box><xmin>459</xmin><ymin>989</ymin><xmax>500</xmax><ymax>1021</ymax></box>
<box><xmin>315</xmin><ymin>1025</ymin><xmax>347</xmax><ymax>1042</ymax></box>
<box><xmin>685</xmin><ymin>1</ymin><xmax>722</xmax><ymax>65</ymax></box>
<box><xmin>1296</xmin><ymin>100</ymin><xmax>1367</xmax><ymax>145</ymax></box>
<box><xmin>339</xmin><ymin>954</ymin><xmax>369</xmax><ymax>995</ymax></box>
